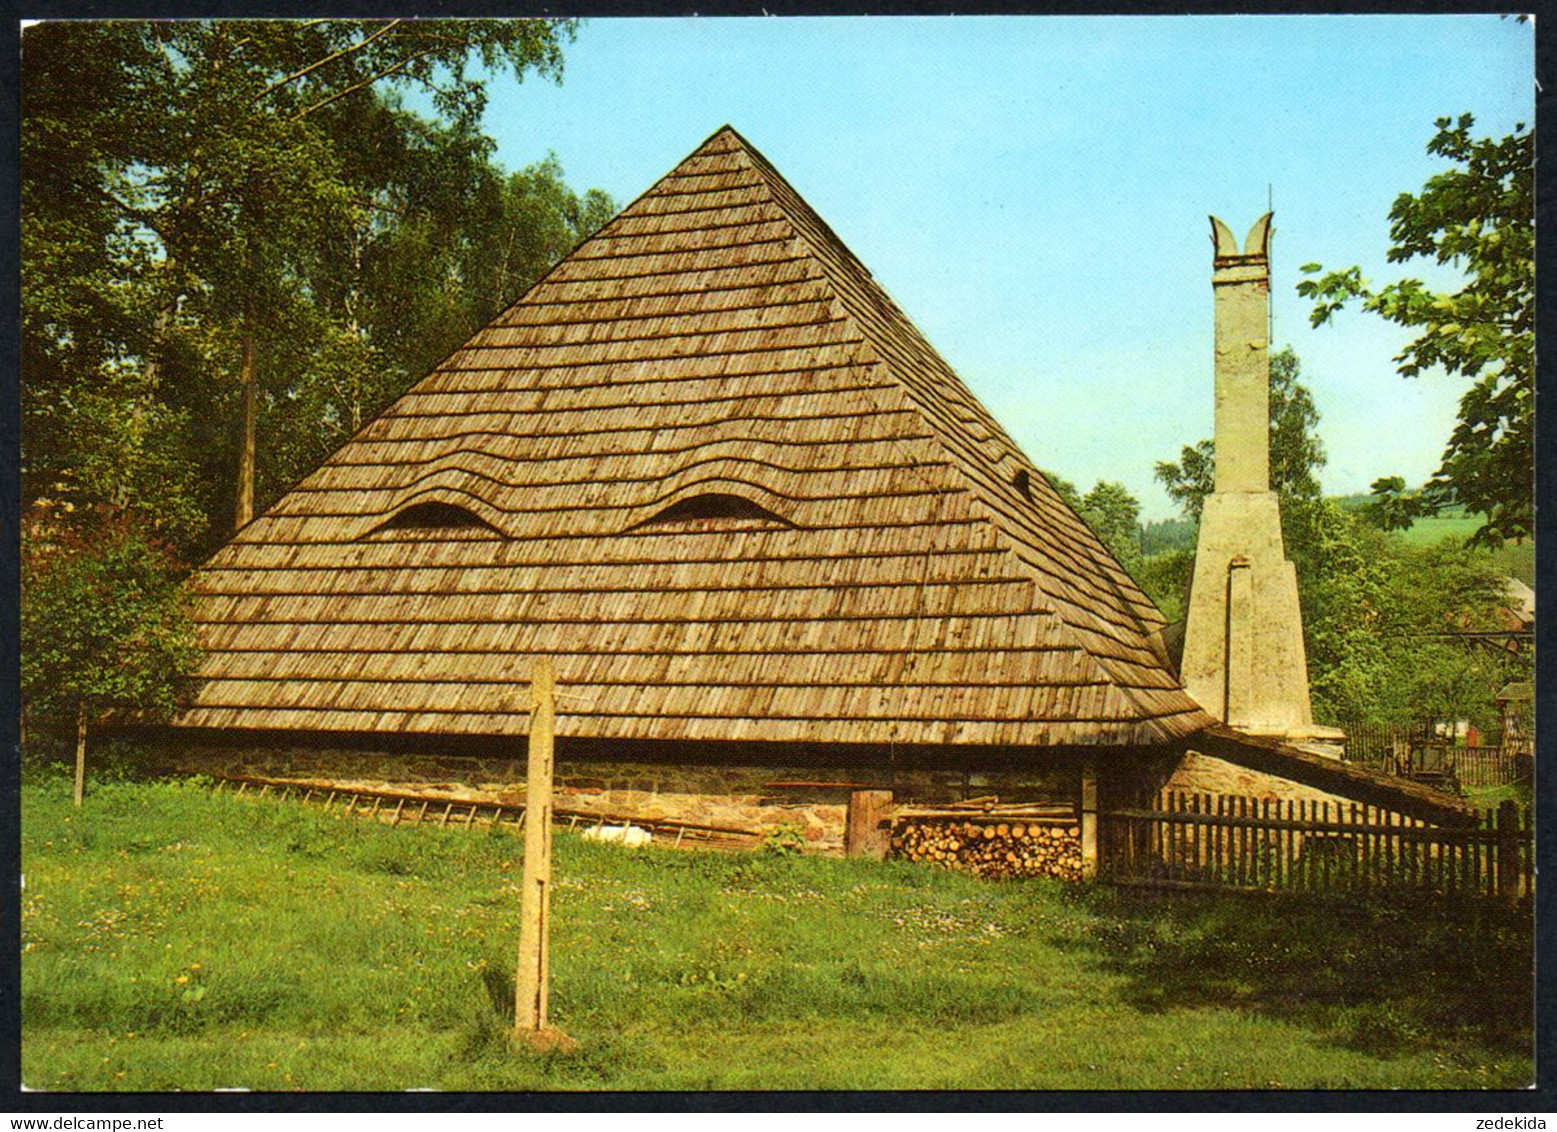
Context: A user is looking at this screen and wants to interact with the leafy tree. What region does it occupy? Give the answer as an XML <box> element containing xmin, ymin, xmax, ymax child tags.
<box><xmin>1298</xmin><ymin>115</ymin><xmax>1533</xmax><ymax>547</ymax></box>
<box><xmin>21</xmin><ymin>506</ymin><xmax>202</xmax><ymax>804</ymax></box>
<box><xmin>1134</xmin><ymin>548</ymin><xmax>1196</xmax><ymax>625</ymax></box>
<box><xmin>1079</xmin><ymin>481</ymin><xmax>1144</xmax><ymax>573</ymax></box>
<box><xmin>20</xmin><ymin>19</ymin><xmax>614</xmax><ymax>761</ymax></box>
<box><xmin>1153</xmin><ymin>347</ymin><xmax>1325</xmax><ymax>520</ymax></box>
<box><xmin>1041</xmin><ymin>470</ymin><xmax>1082</xmax><ymax>512</ymax></box>
<box><xmin>1293</xmin><ymin>501</ymin><xmax>1392</xmax><ymax>722</ymax></box>
<box><xmin>1154</xmin><ymin>440</ymin><xmax>1214</xmax><ymax>524</ymax></box>
<box><xmin>1042</xmin><ymin>471</ymin><xmax>1144</xmax><ymax>573</ymax></box>
<box><xmin>1140</xmin><ymin>517</ymin><xmax>1197</xmax><ymax>557</ymax></box>
<box><xmin>22</xmin><ymin>19</ymin><xmax>603</xmax><ymax>554</ymax></box>
<box><xmin>259</xmin><ymin>154</ymin><xmax>615</xmax><ymax>504</ymax></box>
<box><xmin>1298</xmin><ymin>503</ymin><xmax>1516</xmax><ymax>728</ymax></box>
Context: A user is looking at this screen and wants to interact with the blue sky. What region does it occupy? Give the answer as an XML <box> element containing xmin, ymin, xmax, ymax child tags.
<box><xmin>473</xmin><ymin>15</ymin><xmax>1532</xmax><ymax>520</ymax></box>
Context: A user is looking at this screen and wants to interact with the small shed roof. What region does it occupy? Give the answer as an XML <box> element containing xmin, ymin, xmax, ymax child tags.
<box><xmin>176</xmin><ymin>126</ymin><xmax>1212</xmax><ymax>749</ymax></box>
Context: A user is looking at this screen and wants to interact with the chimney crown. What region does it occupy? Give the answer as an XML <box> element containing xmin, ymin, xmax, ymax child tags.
<box><xmin>1211</xmin><ymin>212</ymin><xmax>1273</xmax><ymax>284</ymax></box>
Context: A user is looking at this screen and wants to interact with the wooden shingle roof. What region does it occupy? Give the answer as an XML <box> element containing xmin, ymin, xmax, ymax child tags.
<box><xmin>178</xmin><ymin>126</ymin><xmax>1214</xmax><ymax>748</ymax></box>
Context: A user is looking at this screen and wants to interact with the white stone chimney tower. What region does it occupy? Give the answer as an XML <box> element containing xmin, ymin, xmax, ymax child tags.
<box><xmin>1179</xmin><ymin>214</ymin><xmax>1340</xmax><ymax>749</ymax></box>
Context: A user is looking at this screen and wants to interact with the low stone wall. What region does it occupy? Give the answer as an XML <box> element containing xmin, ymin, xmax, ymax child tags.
<box><xmin>152</xmin><ymin>738</ymin><xmax>1398</xmax><ymax>864</ymax></box>
<box><xmin>158</xmin><ymin>742</ymin><xmax>1079</xmax><ymax>855</ymax></box>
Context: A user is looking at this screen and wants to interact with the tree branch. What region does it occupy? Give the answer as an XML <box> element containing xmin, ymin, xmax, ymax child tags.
<box><xmin>255</xmin><ymin>19</ymin><xmax>404</xmax><ymax>104</ymax></box>
<box><xmin>285</xmin><ymin>42</ymin><xmax>447</xmax><ymax>123</ymax></box>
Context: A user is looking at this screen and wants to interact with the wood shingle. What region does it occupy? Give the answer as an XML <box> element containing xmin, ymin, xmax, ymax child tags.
<box><xmin>177</xmin><ymin>126</ymin><xmax>1215</xmax><ymax>749</ymax></box>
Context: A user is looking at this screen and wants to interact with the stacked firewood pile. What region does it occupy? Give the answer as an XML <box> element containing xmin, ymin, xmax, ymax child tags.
<box><xmin>889</xmin><ymin>800</ymin><xmax>1083</xmax><ymax>881</ymax></box>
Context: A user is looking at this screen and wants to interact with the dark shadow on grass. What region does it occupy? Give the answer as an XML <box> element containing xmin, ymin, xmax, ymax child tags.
<box><xmin>481</xmin><ymin>965</ymin><xmax>516</xmax><ymax>1025</ymax></box>
<box><xmin>1049</xmin><ymin>884</ymin><xmax>1533</xmax><ymax>1062</ymax></box>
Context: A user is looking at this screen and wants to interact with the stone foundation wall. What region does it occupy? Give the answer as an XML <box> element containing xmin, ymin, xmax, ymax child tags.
<box><xmin>1164</xmin><ymin>750</ymin><xmax>1358</xmax><ymax>809</ymax></box>
<box><xmin>152</xmin><ymin>739</ymin><xmax>1385</xmax><ymax>862</ymax></box>
<box><xmin>160</xmin><ymin>742</ymin><xmax>1079</xmax><ymax>855</ymax></box>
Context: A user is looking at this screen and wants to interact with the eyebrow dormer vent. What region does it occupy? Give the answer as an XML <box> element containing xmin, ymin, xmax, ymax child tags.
<box><xmin>369</xmin><ymin>500</ymin><xmax>502</xmax><ymax>538</ymax></box>
<box><xmin>636</xmin><ymin>492</ymin><xmax>790</xmax><ymax>532</ymax></box>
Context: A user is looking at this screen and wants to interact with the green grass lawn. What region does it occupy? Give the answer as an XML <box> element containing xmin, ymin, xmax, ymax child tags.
<box><xmin>21</xmin><ymin>775</ymin><xmax>1534</xmax><ymax>1092</ymax></box>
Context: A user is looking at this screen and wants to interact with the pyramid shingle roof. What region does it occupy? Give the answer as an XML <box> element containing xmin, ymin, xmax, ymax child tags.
<box><xmin>178</xmin><ymin>126</ymin><xmax>1214</xmax><ymax>748</ymax></box>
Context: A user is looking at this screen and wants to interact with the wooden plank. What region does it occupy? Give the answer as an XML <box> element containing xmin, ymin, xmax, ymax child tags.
<box><xmin>894</xmin><ymin>807</ymin><xmax>1075</xmax><ymax>823</ymax></box>
<box><xmin>1351</xmin><ymin>803</ymin><xmax>1363</xmax><ymax>894</ymax></box>
<box><xmin>1172</xmin><ymin>791</ymin><xmax>1183</xmax><ymax>882</ymax></box>
<box><xmin>1321</xmin><ymin>802</ymin><xmax>1333</xmax><ymax>891</ymax></box>
<box><xmin>516</xmin><ymin>657</ymin><xmax>558</xmax><ymax>1037</ymax></box>
<box><xmin>1277</xmin><ymin>799</ymin><xmax>1287</xmax><ymax>890</ymax></box>
<box><xmin>1298</xmin><ymin>799</ymin><xmax>1309</xmax><ymax>892</ymax></box>
<box><xmin>1248</xmin><ymin>796</ymin><xmax>1259</xmax><ymax>888</ymax></box>
<box><xmin>1236</xmin><ymin>795</ymin><xmax>1248</xmax><ymax>889</ymax></box>
<box><xmin>1203</xmin><ymin>794</ymin><xmax>1215</xmax><ymax>882</ymax></box>
<box><xmin>1079</xmin><ymin>764</ymin><xmax>1098</xmax><ymax>880</ymax></box>
<box><xmin>1385</xmin><ymin>807</ymin><xmax>1396</xmax><ymax>891</ymax></box>
<box><xmin>1213</xmin><ymin>794</ymin><xmax>1225</xmax><ymax>884</ymax></box>
<box><xmin>1259</xmin><ymin>798</ymin><xmax>1271</xmax><ymax>890</ymax></box>
<box><xmin>1497</xmin><ymin>800</ymin><xmax>1521</xmax><ymax>900</ymax></box>
<box><xmin>845</xmin><ymin>790</ymin><xmax>894</xmax><ymax>860</ymax></box>
<box><xmin>1524</xmin><ymin>805</ymin><xmax>1534</xmax><ymax>898</ymax></box>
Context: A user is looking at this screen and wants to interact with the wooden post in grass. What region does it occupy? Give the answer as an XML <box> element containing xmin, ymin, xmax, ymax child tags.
<box><xmin>515</xmin><ymin>657</ymin><xmax>571</xmax><ymax>1049</ymax></box>
<box><xmin>72</xmin><ymin>704</ymin><xmax>88</xmax><ymax>808</ymax></box>
<box><xmin>1079</xmin><ymin>760</ymin><xmax>1099</xmax><ymax>880</ymax></box>
<box><xmin>1496</xmin><ymin>799</ymin><xmax>1522</xmax><ymax>901</ymax></box>
<box><xmin>845</xmin><ymin>790</ymin><xmax>893</xmax><ymax>859</ymax></box>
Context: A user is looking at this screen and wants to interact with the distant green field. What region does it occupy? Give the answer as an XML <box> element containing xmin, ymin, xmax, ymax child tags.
<box><xmin>21</xmin><ymin>775</ymin><xmax>1534</xmax><ymax>1092</ymax></box>
<box><xmin>1392</xmin><ymin>513</ymin><xmax>1485</xmax><ymax>546</ymax></box>
<box><xmin>1329</xmin><ymin>497</ymin><xmax>1533</xmax><ymax>586</ymax></box>
<box><xmin>1389</xmin><ymin>514</ymin><xmax>1534</xmax><ymax>587</ymax></box>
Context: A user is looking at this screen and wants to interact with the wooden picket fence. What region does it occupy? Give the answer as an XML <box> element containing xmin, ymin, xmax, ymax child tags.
<box><xmin>1336</xmin><ymin>720</ymin><xmax>1530</xmax><ymax>789</ymax></box>
<box><xmin>1101</xmin><ymin>790</ymin><xmax>1533</xmax><ymax>900</ymax></box>
<box><xmin>1455</xmin><ymin>746</ymin><xmax>1533</xmax><ymax>789</ymax></box>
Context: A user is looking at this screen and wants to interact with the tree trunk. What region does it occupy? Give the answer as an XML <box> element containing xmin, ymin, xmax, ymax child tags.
<box><xmin>234</xmin><ymin>310</ymin><xmax>257</xmax><ymax>530</ymax></box>
<box><xmin>73</xmin><ymin>704</ymin><xmax>87</xmax><ymax>808</ymax></box>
